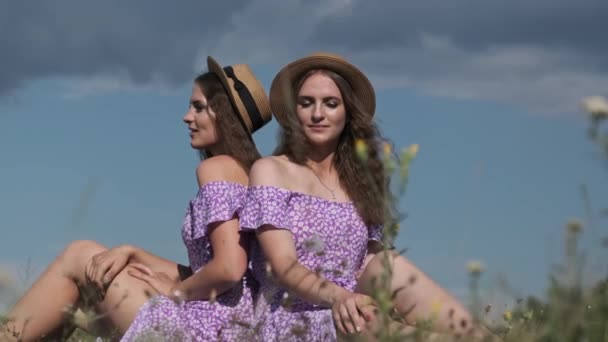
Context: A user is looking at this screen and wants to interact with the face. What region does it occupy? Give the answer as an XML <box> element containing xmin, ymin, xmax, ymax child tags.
<box><xmin>183</xmin><ymin>83</ymin><xmax>219</xmax><ymax>150</ymax></box>
<box><xmin>296</xmin><ymin>72</ymin><xmax>347</xmax><ymax>147</ymax></box>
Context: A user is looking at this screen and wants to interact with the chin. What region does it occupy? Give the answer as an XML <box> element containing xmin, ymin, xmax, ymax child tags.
<box><xmin>307</xmin><ymin>138</ymin><xmax>337</xmax><ymax>148</ymax></box>
<box><xmin>189</xmin><ymin>140</ymin><xmax>204</xmax><ymax>149</ymax></box>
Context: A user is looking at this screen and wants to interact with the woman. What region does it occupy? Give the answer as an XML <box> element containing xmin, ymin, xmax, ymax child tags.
<box><xmin>2</xmin><ymin>57</ymin><xmax>272</xmax><ymax>341</ymax></box>
<box><xmin>240</xmin><ymin>53</ymin><xmax>487</xmax><ymax>341</ymax></box>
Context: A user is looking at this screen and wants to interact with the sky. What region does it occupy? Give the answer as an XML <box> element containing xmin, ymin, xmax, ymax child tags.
<box><xmin>1</xmin><ymin>0</ymin><xmax>608</xmax><ymax>311</ymax></box>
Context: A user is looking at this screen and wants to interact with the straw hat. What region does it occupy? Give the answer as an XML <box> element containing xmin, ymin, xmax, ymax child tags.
<box><xmin>269</xmin><ymin>52</ymin><xmax>376</xmax><ymax>126</ymax></box>
<box><xmin>207</xmin><ymin>56</ymin><xmax>272</xmax><ymax>134</ymax></box>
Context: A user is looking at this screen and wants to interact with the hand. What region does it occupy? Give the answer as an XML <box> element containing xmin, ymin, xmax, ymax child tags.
<box><xmin>127</xmin><ymin>263</ymin><xmax>182</xmax><ymax>302</ymax></box>
<box><xmin>332</xmin><ymin>291</ymin><xmax>377</xmax><ymax>336</ymax></box>
<box><xmin>84</xmin><ymin>245</ymin><xmax>134</xmax><ymax>290</ymax></box>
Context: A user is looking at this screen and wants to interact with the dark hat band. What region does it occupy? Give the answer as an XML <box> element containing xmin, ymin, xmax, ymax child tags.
<box><xmin>223</xmin><ymin>66</ymin><xmax>264</xmax><ymax>132</ymax></box>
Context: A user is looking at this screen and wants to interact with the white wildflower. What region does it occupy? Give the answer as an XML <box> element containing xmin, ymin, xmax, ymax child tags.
<box><xmin>582</xmin><ymin>96</ymin><xmax>608</xmax><ymax>119</ymax></box>
<box><xmin>304</xmin><ymin>234</ymin><xmax>325</xmax><ymax>254</ymax></box>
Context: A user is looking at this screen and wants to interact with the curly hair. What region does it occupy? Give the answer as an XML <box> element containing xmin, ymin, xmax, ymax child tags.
<box><xmin>194</xmin><ymin>72</ymin><xmax>261</xmax><ymax>171</ymax></box>
<box><xmin>273</xmin><ymin>69</ymin><xmax>390</xmax><ymax>226</ymax></box>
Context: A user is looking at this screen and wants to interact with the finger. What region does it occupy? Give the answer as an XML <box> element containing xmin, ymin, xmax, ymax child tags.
<box><xmin>103</xmin><ymin>262</ymin><xmax>124</xmax><ymax>285</ymax></box>
<box><xmin>340</xmin><ymin>305</ymin><xmax>356</xmax><ymax>334</ymax></box>
<box><xmin>93</xmin><ymin>261</ymin><xmax>112</xmax><ymax>289</ymax></box>
<box><xmin>94</xmin><ymin>260</ymin><xmax>113</xmax><ymax>289</ymax></box>
<box><xmin>332</xmin><ymin>308</ymin><xmax>347</xmax><ymax>336</ymax></box>
<box><xmin>346</xmin><ymin>299</ymin><xmax>364</xmax><ymax>333</ymax></box>
<box><xmin>356</xmin><ymin>295</ymin><xmax>377</xmax><ymax>321</ymax></box>
<box><xmin>127</xmin><ymin>269</ymin><xmax>151</xmax><ymax>283</ymax></box>
<box><xmin>358</xmin><ymin>304</ymin><xmax>376</xmax><ymax>322</ymax></box>
<box><xmin>129</xmin><ymin>263</ymin><xmax>154</xmax><ymax>275</ymax></box>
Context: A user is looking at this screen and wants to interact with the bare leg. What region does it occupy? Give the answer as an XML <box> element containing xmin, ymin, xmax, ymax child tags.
<box><xmin>3</xmin><ymin>240</ymin><xmax>179</xmax><ymax>341</ymax></box>
<box><xmin>356</xmin><ymin>251</ymin><xmax>487</xmax><ymax>339</ymax></box>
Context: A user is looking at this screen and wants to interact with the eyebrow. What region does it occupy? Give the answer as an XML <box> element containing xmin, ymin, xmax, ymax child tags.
<box><xmin>296</xmin><ymin>95</ymin><xmax>342</xmax><ymax>101</ymax></box>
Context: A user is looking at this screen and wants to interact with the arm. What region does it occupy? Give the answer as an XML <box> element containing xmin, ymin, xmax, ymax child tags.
<box><xmin>175</xmin><ymin>218</ymin><xmax>248</xmax><ymax>301</ymax></box>
<box><xmin>129</xmin><ymin>156</ymin><xmax>249</xmax><ymax>301</ymax></box>
<box><xmin>256</xmin><ymin>226</ymin><xmax>348</xmax><ymax>306</ymax></box>
<box><xmin>177</xmin><ymin>156</ymin><xmax>249</xmax><ymax>300</ymax></box>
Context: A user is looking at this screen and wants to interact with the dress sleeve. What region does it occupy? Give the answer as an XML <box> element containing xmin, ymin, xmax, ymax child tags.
<box><xmin>239</xmin><ymin>185</ymin><xmax>292</xmax><ymax>232</ymax></box>
<box><xmin>185</xmin><ymin>181</ymin><xmax>247</xmax><ymax>240</ymax></box>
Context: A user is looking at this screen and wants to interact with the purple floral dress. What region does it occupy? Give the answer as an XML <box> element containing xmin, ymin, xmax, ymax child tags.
<box><xmin>121</xmin><ymin>181</ymin><xmax>257</xmax><ymax>342</ymax></box>
<box><xmin>240</xmin><ymin>185</ymin><xmax>383</xmax><ymax>341</ymax></box>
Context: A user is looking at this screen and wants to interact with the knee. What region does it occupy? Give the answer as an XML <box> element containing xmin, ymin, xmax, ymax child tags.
<box><xmin>368</xmin><ymin>250</ymin><xmax>399</xmax><ymax>271</ymax></box>
<box><xmin>60</xmin><ymin>240</ymin><xmax>107</xmax><ymax>263</ymax></box>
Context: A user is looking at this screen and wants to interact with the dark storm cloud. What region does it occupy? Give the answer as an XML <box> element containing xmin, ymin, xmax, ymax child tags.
<box><xmin>313</xmin><ymin>0</ymin><xmax>608</xmax><ymax>61</ymax></box>
<box><xmin>2</xmin><ymin>0</ymin><xmax>607</xmax><ymax>113</ymax></box>
<box><xmin>0</xmin><ymin>0</ymin><xmax>249</xmax><ymax>94</ymax></box>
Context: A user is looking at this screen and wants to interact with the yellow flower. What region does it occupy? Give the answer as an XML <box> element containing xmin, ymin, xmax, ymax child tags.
<box><xmin>355</xmin><ymin>139</ymin><xmax>368</xmax><ymax>162</ymax></box>
<box><xmin>503</xmin><ymin>310</ymin><xmax>512</xmax><ymax>322</ymax></box>
<box><xmin>405</xmin><ymin>144</ymin><xmax>419</xmax><ymax>158</ymax></box>
<box><xmin>466</xmin><ymin>260</ymin><xmax>484</xmax><ymax>275</ymax></box>
<box><xmin>383</xmin><ymin>142</ymin><xmax>392</xmax><ymax>157</ymax></box>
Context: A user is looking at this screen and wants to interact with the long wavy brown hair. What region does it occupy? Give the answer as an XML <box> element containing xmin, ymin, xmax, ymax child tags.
<box><xmin>194</xmin><ymin>72</ymin><xmax>261</xmax><ymax>171</ymax></box>
<box><xmin>274</xmin><ymin>69</ymin><xmax>390</xmax><ymax>226</ymax></box>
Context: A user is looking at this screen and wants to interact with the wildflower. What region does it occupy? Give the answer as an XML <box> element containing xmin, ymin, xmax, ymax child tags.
<box><xmin>466</xmin><ymin>260</ymin><xmax>484</xmax><ymax>276</ymax></box>
<box><xmin>503</xmin><ymin>310</ymin><xmax>512</xmax><ymax>322</ymax></box>
<box><xmin>566</xmin><ymin>218</ymin><xmax>583</xmax><ymax>234</ymax></box>
<box><xmin>303</xmin><ymin>234</ymin><xmax>325</xmax><ymax>255</ymax></box>
<box><xmin>383</xmin><ymin>141</ymin><xmax>392</xmax><ymax>157</ymax></box>
<box><xmin>399</xmin><ymin>144</ymin><xmax>419</xmax><ymax>183</ymax></box>
<box><xmin>581</xmin><ymin>96</ymin><xmax>608</xmax><ymax>120</ymax></box>
<box><xmin>0</xmin><ymin>267</ymin><xmax>13</xmax><ymax>290</ymax></box>
<box><xmin>355</xmin><ymin>139</ymin><xmax>368</xmax><ymax>162</ymax></box>
<box><xmin>405</xmin><ymin>144</ymin><xmax>419</xmax><ymax>158</ymax></box>
<box><xmin>72</xmin><ymin>308</ymin><xmax>97</xmax><ymax>331</ymax></box>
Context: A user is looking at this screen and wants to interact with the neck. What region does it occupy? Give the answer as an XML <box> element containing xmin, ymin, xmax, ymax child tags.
<box><xmin>205</xmin><ymin>143</ymin><xmax>222</xmax><ymax>157</ymax></box>
<box><xmin>307</xmin><ymin>144</ymin><xmax>337</xmax><ymax>175</ymax></box>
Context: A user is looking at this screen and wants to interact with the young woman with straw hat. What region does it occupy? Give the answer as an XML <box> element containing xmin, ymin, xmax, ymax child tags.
<box><xmin>3</xmin><ymin>57</ymin><xmax>272</xmax><ymax>341</ymax></box>
<box><xmin>240</xmin><ymin>53</ymin><xmax>489</xmax><ymax>340</ymax></box>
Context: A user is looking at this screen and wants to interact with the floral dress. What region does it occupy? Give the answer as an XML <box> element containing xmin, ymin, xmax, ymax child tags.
<box><xmin>240</xmin><ymin>185</ymin><xmax>383</xmax><ymax>341</ymax></box>
<box><xmin>121</xmin><ymin>181</ymin><xmax>257</xmax><ymax>342</ymax></box>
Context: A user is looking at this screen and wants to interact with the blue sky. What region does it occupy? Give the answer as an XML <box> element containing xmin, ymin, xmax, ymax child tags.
<box><xmin>1</xmin><ymin>1</ymin><xmax>608</xmax><ymax>310</ymax></box>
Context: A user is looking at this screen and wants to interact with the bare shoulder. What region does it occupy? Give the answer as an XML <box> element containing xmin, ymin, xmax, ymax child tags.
<box><xmin>249</xmin><ymin>155</ymin><xmax>293</xmax><ymax>187</ymax></box>
<box><xmin>196</xmin><ymin>155</ymin><xmax>248</xmax><ymax>187</ymax></box>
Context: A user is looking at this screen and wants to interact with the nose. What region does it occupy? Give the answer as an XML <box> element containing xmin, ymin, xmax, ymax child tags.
<box><xmin>183</xmin><ymin>110</ymin><xmax>193</xmax><ymax>124</ymax></box>
<box><xmin>311</xmin><ymin>104</ymin><xmax>324</xmax><ymax>123</ymax></box>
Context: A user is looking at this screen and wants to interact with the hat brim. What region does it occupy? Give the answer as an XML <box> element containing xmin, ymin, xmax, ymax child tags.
<box><xmin>269</xmin><ymin>54</ymin><xmax>376</xmax><ymax>127</ymax></box>
<box><xmin>206</xmin><ymin>56</ymin><xmax>255</xmax><ymax>132</ymax></box>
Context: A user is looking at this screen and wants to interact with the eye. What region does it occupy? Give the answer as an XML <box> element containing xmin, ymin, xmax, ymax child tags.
<box><xmin>298</xmin><ymin>99</ymin><xmax>312</xmax><ymax>107</ymax></box>
<box><xmin>326</xmin><ymin>101</ymin><xmax>338</xmax><ymax>108</ymax></box>
<box><xmin>192</xmin><ymin>103</ymin><xmax>207</xmax><ymax>113</ymax></box>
